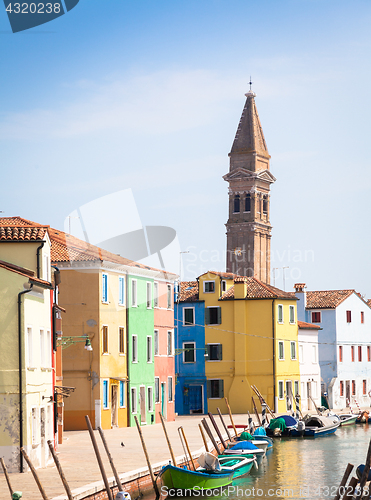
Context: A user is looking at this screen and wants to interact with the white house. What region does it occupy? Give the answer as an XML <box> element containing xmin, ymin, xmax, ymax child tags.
<box><xmin>295</xmin><ymin>283</ymin><xmax>371</xmax><ymax>409</ymax></box>
<box><xmin>298</xmin><ymin>321</ymin><xmax>322</xmax><ymax>411</ymax></box>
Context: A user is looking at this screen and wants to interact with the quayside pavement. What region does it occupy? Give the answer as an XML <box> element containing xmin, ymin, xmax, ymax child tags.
<box><xmin>0</xmin><ymin>414</ymin><xmax>251</xmax><ymax>500</ymax></box>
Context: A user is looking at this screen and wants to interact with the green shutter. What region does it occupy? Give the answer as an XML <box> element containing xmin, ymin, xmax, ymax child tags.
<box><xmin>206</xmin><ymin>345</ymin><xmax>210</xmax><ymax>359</ymax></box>
<box><xmin>219</xmin><ymin>379</ymin><xmax>224</xmax><ymax>398</ymax></box>
<box><xmin>217</xmin><ymin>344</ymin><xmax>223</xmax><ymax>360</ymax></box>
<box><xmin>205</xmin><ymin>308</ymin><xmax>210</xmax><ymax>325</ymax></box>
<box><xmin>217</xmin><ymin>307</ymin><xmax>222</xmax><ymax>325</ymax></box>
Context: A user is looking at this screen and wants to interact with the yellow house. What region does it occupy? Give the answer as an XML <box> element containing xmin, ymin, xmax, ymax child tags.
<box><xmin>198</xmin><ymin>271</ymin><xmax>300</xmax><ymax>415</ymax></box>
<box><xmin>0</xmin><ymin>218</ymin><xmax>55</xmax><ymax>472</ymax></box>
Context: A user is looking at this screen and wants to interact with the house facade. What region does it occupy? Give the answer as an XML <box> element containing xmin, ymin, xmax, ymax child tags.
<box><xmin>0</xmin><ymin>218</ymin><xmax>55</xmax><ymax>472</ymax></box>
<box><xmin>198</xmin><ymin>271</ymin><xmax>300</xmax><ymax>414</ymax></box>
<box><xmin>298</xmin><ymin>321</ymin><xmax>322</xmax><ymax>411</ymax></box>
<box><xmin>154</xmin><ymin>279</ymin><xmax>175</xmax><ymax>423</ymax></box>
<box><xmin>174</xmin><ymin>281</ymin><xmax>207</xmax><ymax>416</ymax></box>
<box><xmin>295</xmin><ymin>283</ymin><xmax>371</xmax><ymax>409</ymax></box>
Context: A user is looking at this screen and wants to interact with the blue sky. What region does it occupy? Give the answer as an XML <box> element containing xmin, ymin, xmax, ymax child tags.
<box><xmin>1</xmin><ymin>0</ymin><xmax>370</xmax><ymax>297</ymax></box>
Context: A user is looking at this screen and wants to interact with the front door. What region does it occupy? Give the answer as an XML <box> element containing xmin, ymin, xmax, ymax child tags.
<box><xmin>111</xmin><ymin>385</ymin><xmax>118</xmax><ymax>427</ymax></box>
<box><xmin>346</xmin><ymin>381</ymin><xmax>351</xmax><ymax>402</ymax></box>
<box><xmin>189</xmin><ymin>386</ymin><xmax>203</xmax><ymax>414</ymax></box>
<box><xmin>161</xmin><ymin>382</ymin><xmax>166</xmax><ymax>419</ymax></box>
<box><xmin>140</xmin><ymin>386</ymin><xmax>146</xmax><ymax>424</ymax></box>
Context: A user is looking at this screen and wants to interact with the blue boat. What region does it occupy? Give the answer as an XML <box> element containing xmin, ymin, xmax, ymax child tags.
<box><xmin>291</xmin><ymin>414</ymin><xmax>340</xmax><ymax>437</ymax></box>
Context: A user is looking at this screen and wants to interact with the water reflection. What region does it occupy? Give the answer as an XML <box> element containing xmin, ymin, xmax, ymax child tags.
<box><xmin>154</xmin><ymin>425</ymin><xmax>371</xmax><ymax>500</ymax></box>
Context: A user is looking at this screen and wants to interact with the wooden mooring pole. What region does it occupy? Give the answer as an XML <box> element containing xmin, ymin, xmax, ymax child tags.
<box><xmin>134</xmin><ymin>415</ymin><xmax>159</xmax><ymax>497</ymax></box>
<box><xmin>85</xmin><ymin>415</ymin><xmax>113</xmax><ymax>500</ymax></box>
<box><xmin>47</xmin><ymin>440</ymin><xmax>74</xmax><ymax>500</ymax></box>
<box><xmin>201</xmin><ymin>418</ymin><xmax>221</xmax><ymax>455</ymax></box>
<box><xmin>159</xmin><ymin>412</ymin><xmax>177</xmax><ymax>466</ymax></box>
<box><xmin>198</xmin><ymin>423</ymin><xmax>209</xmax><ymax>452</ymax></box>
<box><xmin>333</xmin><ymin>463</ymin><xmax>354</xmax><ymax>500</ymax></box>
<box><xmin>0</xmin><ymin>457</ymin><xmax>13</xmax><ymax>500</ymax></box>
<box><xmin>217</xmin><ymin>408</ymin><xmax>232</xmax><ymax>441</ymax></box>
<box><xmin>208</xmin><ymin>412</ymin><xmax>227</xmax><ymax>450</ymax></box>
<box><xmin>20</xmin><ymin>447</ymin><xmax>49</xmax><ymax>500</ymax></box>
<box><xmin>98</xmin><ymin>427</ymin><xmax>123</xmax><ymax>492</ymax></box>
<box><xmin>224</xmin><ymin>397</ymin><xmax>238</xmax><ymax>437</ymax></box>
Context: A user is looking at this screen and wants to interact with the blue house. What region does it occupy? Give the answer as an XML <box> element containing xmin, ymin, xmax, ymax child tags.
<box><xmin>174</xmin><ymin>281</ymin><xmax>208</xmax><ymax>415</ymax></box>
<box><xmin>295</xmin><ymin>283</ymin><xmax>371</xmax><ymax>409</ymax></box>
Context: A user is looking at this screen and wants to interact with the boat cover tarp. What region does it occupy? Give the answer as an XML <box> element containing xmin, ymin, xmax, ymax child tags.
<box><xmin>268</xmin><ymin>418</ymin><xmax>287</xmax><ymax>431</ymax></box>
<box><xmin>239</xmin><ymin>431</ymin><xmax>254</xmax><ymax>441</ymax></box>
<box><xmin>277</xmin><ymin>415</ymin><xmax>298</xmax><ymax>427</ymax></box>
<box><xmin>253</xmin><ymin>427</ymin><xmax>267</xmax><ymax>436</ymax></box>
<box><xmin>230</xmin><ymin>441</ymin><xmax>259</xmax><ymax>451</ymax></box>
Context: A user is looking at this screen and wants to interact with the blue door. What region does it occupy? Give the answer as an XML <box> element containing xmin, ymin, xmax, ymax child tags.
<box><xmin>189</xmin><ymin>385</ymin><xmax>203</xmax><ymax>414</ymax></box>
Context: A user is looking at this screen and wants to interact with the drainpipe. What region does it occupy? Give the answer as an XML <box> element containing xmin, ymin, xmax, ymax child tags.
<box><xmin>125</xmin><ymin>271</ymin><xmax>130</xmax><ymax>426</ymax></box>
<box><xmin>36</xmin><ymin>242</ymin><xmax>45</xmax><ymax>279</ymax></box>
<box><xmin>272</xmin><ymin>299</ymin><xmax>276</xmax><ymax>414</ymax></box>
<box><xmin>18</xmin><ymin>284</ymin><xmax>34</xmax><ymax>473</ymax></box>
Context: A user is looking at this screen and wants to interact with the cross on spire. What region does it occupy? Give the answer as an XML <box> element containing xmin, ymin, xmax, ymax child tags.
<box><xmin>249</xmin><ymin>76</ymin><xmax>253</xmax><ymax>91</ymax></box>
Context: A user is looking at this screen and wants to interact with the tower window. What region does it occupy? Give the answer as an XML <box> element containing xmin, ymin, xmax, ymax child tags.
<box><xmin>244</xmin><ymin>194</ymin><xmax>251</xmax><ymax>212</ymax></box>
<box><xmin>233</xmin><ymin>195</ymin><xmax>240</xmax><ymax>213</ymax></box>
<box><xmin>263</xmin><ymin>196</ymin><xmax>268</xmax><ymax>214</ymax></box>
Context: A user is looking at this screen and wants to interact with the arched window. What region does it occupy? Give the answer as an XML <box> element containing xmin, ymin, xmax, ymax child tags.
<box><xmin>233</xmin><ymin>195</ymin><xmax>240</xmax><ymax>213</ymax></box>
<box><xmin>263</xmin><ymin>196</ymin><xmax>268</xmax><ymax>214</ymax></box>
<box><xmin>245</xmin><ymin>194</ymin><xmax>251</xmax><ymax>212</ymax></box>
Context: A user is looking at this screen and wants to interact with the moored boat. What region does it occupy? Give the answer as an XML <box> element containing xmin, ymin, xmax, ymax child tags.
<box><xmin>159</xmin><ymin>463</ymin><xmax>234</xmax><ymax>493</ymax></box>
<box><xmin>339</xmin><ymin>413</ymin><xmax>358</xmax><ymax>426</ymax></box>
<box><xmin>211</xmin><ymin>455</ymin><xmax>257</xmax><ymax>478</ymax></box>
<box><xmin>291</xmin><ymin>414</ymin><xmax>340</xmax><ymax>437</ymax></box>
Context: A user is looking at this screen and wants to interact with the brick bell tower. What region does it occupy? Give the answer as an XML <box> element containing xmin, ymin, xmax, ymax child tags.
<box><xmin>224</xmin><ymin>88</ymin><xmax>276</xmax><ymax>283</ymax></box>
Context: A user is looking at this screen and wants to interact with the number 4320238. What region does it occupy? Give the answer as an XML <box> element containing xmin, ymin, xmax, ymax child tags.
<box><xmin>6</xmin><ymin>3</ymin><xmax>61</xmax><ymax>14</ymax></box>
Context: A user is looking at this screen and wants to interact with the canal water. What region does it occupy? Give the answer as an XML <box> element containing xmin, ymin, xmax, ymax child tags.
<box><xmin>158</xmin><ymin>424</ymin><xmax>371</xmax><ymax>500</ymax></box>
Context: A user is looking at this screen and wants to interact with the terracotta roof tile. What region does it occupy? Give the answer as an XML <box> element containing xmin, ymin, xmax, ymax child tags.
<box><xmin>298</xmin><ymin>321</ymin><xmax>321</xmax><ymax>330</ymax></box>
<box><xmin>367</xmin><ymin>299</ymin><xmax>371</xmax><ymax>308</ymax></box>
<box><xmin>0</xmin><ymin>226</ymin><xmax>47</xmax><ymax>241</ymax></box>
<box><xmin>220</xmin><ymin>277</ymin><xmax>295</xmax><ymax>300</ymax></box>
<box><xmin>0</xmin><ymin>216</ymin><xmax>46</xmax><ymax>227</ymax></box>
<box><xmin>306</xmin><ymin>290</ymin><xmax>354</xmax><ymax>309</ymax></box>
<box><xmin>178</xmin><ymin>281</ymin><xmax>199</xmax><ymax>302</ymax></box>
<box><xmin>0</xmin><ymin>259</ymin><xmax>51</xmax><ymax>287</ymax></box>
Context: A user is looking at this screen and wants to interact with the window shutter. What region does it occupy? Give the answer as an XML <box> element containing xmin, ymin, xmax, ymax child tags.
<box><xmin>217</xmin><ymin>344</ymin><xmax>223</xmax><ymax>360</ymax></box>
<box><xmin>217</xmin><ymin>307</ymin><xmax>222</xmax><ymax>325</ymax></box>
<box><xmin>205</xmin><ymin>308</ymin><xmax>210</xmax><ymax>325</ymax></box>
<box><xmin>219</xmin><ymin>379</ymin><xmax>224</xmax><ymax>398</ymax></box>
<box><xmin>207</xmin><ymin>380</ymin><xmax>211</xmax><ymax>398</ymax></box>
<box><xmin>206</xmin><ymin>345</ymin><xmax>210</xmax><ymax>359</ymax></box>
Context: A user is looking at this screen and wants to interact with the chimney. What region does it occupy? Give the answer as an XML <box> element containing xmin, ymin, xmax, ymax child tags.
<box><xmin>234</xmin><ymin>277</ymin><xmax>247</xmax><ymax>299</ymax></box>
<box><xmin>294</xmin><ymin>283</ymin><xmax>307</xmax><ymax>321</ymax></box>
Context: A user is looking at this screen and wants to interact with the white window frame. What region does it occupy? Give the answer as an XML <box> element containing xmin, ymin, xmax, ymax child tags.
<box><xmin>119</xmin><ymin>326</ymin><xmax>125</xmax><ymax>355</ymax></box>
<box><xmin>148</xmin><ymin>386</ymin><xmax>153</xmax><ymax>412</ymax></box>
<box><xmin>167</xmin><ymin>330</ymin><xmax>174</xmax><ymax>356</ymax></box>
<box><xmin>168</xmin><ymin>376</ymin><xmax>173</xmax><ymax>402</ymax></box>
<box><xmin>290</xmin><ymin>341</ymin><xmax>297</xmax><ymax>360</ymax></box>
<box><xmin>102</xmin><ymin>325</ymin><xmax>109</xmax><ymax>355</ymax></box>
<box><xmin>203</xmin><ymin>281</ymin><xmax>215</xmax><ymax>293</ymax></box>
<box><xmin>131</xmin><ymin>279</ymin><xmax>137</xmax><ymax>307</ymax></box>
<box><xmin>183</xmin><ymin>307</ymin><xmax>195</xmax><ymax>326</ymax></box>
<box><xmin>118</xmin><ymin>276</ymin><xmax>125</xmax><ymax>306</ymax></box>
<box><xmin>40</xmin><ymin>328</ymin><xmax>45</xmax><ymax>368</ymax></box>
<box><xmin>131</xmin><ymin>387</ymin><xmax>137</xmax><ymax>414</ymax></box>
<box><xmin>277</xmin><ymin>304</ymin><xmax>284</xmax><ymax>324</ymax></box>
<box><xmin>27</xmin><ymin>326</ymin><xmax>34</xmax><ymax>368</ymax></box>
<box><xmin>147</xmin><ymin>336</ymin><xmax>153</xmax><ymax>363</ymax></box>
<box><xmin>278</xmin><ymin>380</ymin><xmax>284</xmax><ymax>400</ymax></box>
<box><xmin>183</xmin><ymin>342</ymin><xmax>196</xmax><ymax>363</ymax></box>
<box><xmin>132</xmin><ymin>335</ymin><xmax>138</xmax><ymax>363</ymax></box>
<box><xmin>154</xmin><ymin>330</ymin><xmax>159</xmax><ymax>356</ymax></box>
<box><xmin>146</xmin><ymin>282</ymin><xmax>152</xmax><ymax>309</ymax></box>
<box><xmin>155</xmin><ymin>377</ymin><xmax>160</xmax><ymax>404</ymax></box>
<box><xmin>154</xmin><ymin>282</ymin><xmax>159</xmax><ymax>308</ymax></box>
<box><xmin>278</xmin><ymin>341</ymin><xmax>284</xmax><ymax>360</ymax></box>
<box><xmin>289</xmin><ymin>305</ymin><xmax>295</xmax><ymax>324</ymax></box>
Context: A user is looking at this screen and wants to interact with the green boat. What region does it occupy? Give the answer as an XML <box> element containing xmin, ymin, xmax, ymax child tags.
<box><xmin>159</xmin><ymin>464</ymin><xmax>234</xmax><ymax>493</ymax></box>
<box><xmin>217</xmin><ymin>455</ymin><xmax>257</xmax><ymax>478</ymax></box>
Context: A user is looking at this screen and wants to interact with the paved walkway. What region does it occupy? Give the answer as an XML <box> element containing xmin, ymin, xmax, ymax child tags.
<box><xmin>0</xmin><ymin>414</ymin><xmax>250</xmax><ymax>500</ymax></box>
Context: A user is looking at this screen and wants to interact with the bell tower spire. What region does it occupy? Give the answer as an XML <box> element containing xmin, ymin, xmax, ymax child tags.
<box><xmin>223</xmin><ymin>87</ymin><xmax>276</xmax><ymax>283</ymax></box>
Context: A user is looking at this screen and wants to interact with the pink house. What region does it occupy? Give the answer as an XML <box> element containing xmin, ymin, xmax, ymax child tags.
<box><xmin>154</xmin><ymin>279</ymin><xmax>175</xmax><ymax>422</ymax></box>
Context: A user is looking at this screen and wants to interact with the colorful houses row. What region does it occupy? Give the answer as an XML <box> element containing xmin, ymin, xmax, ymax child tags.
<box><xmin>174</xmin><ymin>272</ymin><xmax>371</xmax><ymax>416</ymax></box>
<box><xmin>0</xmin><ymin>217</ymin><xmax>177</xmax><ymax>472</ymax></box>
